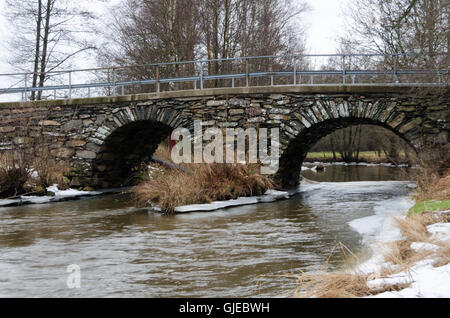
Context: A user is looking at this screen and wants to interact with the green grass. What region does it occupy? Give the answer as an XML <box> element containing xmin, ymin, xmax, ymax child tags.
<box><xmin>408</xmin><ymin>199</ymin><xmax>450</xmax><ymax>215</ymax></box>
<box><xmin>305</xmin><ymin>151</ymin><xmax>409</xmax><ymax>161</ymax></box>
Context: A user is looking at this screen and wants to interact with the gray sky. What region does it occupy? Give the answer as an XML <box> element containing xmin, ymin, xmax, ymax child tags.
<box><xmin>0</xmin><ymin>0</ymin><xmax>348</xmax><ymax>71</ymax></box>
<box><xmin>0</xmin><ymin>0</ymin><xmax>10</xmax><ymax>73</ymax></box>
<box><xmin>303</xmin><ymin>0</ymin><xmax>349</xmax><ymax>54</ymax></box>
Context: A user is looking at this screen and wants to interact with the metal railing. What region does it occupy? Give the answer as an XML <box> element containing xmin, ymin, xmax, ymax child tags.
<box><xmin>0</xmin><ymin>53</ymin><xmax>448</xmax><ymax>102</ymax></box>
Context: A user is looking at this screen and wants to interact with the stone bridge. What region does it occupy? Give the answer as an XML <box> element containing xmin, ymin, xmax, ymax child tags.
<box><xmin>0</xmin><ymin>85</ymin><xmax>449</xmax><ymax>189</ymax></box>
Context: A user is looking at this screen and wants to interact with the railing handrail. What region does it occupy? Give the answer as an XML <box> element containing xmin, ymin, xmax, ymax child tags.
<box><xmin>0</xmin><ymin>52</ymin><xmax>448</xmax><ymax>101</ymax></box>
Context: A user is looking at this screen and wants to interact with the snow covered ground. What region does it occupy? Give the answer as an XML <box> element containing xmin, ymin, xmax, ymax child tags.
<box><xmin>349</xmin><ymin>194</ymin><xmax>450</xmax><ymax>298</ymax></box>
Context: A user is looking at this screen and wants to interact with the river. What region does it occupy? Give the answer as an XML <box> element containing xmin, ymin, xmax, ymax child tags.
<box><xmin>0</xmin><ymin>164</ymin><xmax>415</xmax><ymax>297</ymax></box>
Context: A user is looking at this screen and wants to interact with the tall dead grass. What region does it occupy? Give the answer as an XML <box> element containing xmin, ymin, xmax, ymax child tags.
<box><xmin>0</xmin><ymin>151</ymin><xmax>31</xmax><ymax>197</ymax></box>
<box><xmin>153</xmin><ymin>142</ymin><xmax>174</xmax><ymax>163</ymax></box>
<box><xmin>32</xmin><ymin>145</ymin><xmax>70</xmax><ymax>189</ymax></box>
<box><xmin>132</xmin><ymin>163</ymin><xmax>276</xmax><ymax>214</ymax></box>
<box><xmin>416</xmin><ymin>173</ymin><xmax>450</xmax><ymax>201</ymax></box>
<box><xmin>414</xmin><ymin>142</ymin><xmax>450</xmax><ymax>201</ymax></box>
<box><xmin>0</xmin><ymin>136</ymin><xmax>70</xmax><ymax>198</ymax></box>
<box><xmin>394</xmin><ymin>213</ymin><xmax>439</xmax><ymax>243</ymax></box>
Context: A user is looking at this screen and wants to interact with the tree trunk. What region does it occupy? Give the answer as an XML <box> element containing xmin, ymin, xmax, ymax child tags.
<box><xmin>37</xmin><ymin>0</ymin><xmax>52</xmax><ymax>100</ymax></box>
<box><xmin>31</xmin><ymin>0</ymin><xmax>42</xmax><ymax>101</ymax></box>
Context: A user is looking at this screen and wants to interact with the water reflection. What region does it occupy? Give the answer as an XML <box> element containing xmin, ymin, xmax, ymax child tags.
<box><xmin>302</xmin><ymin>164</ymin><xmax>414</xmax><ymax>182</ymax></box>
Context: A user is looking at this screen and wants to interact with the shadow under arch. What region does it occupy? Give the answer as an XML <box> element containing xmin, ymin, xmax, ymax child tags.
<box><xmin>277</xmin><ymin>118</ymin><xmax>419</xmax><ymax>188</ymax></box>
<box><xmin>92</xmin><ymin>120</ymin><xmax>173</xmax><ymax>188</ymax></box>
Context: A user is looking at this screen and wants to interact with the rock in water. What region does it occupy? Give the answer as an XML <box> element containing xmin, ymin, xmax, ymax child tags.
<box><xmin>315</xmin><ymin>163</ymin><xmax>325</xmax><ymax>171</ymax></box>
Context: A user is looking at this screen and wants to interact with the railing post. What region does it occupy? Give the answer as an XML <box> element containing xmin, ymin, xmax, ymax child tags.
<box><xmin>245</xmin><ymin>59</ymin><xmax>249</xmax><ymax>87</ymax></box>
<box><xmin>24</xmin><ymin>74</ymin><xmax>28</xmax><ymax>101</ymax></box>
<box><xmin>342</xmin><ymin>55</ymin><xmax>346</xmax><ymax>84</ymax></box>
<box><xmin>393</xmin><ymin>54</ymin><xmax>398</xmax><ymax>83</ymax></box>
<box><xmin>112</xmin><ymin>68</ymin><xmax>116</xmax><ymax>96</ymax></box>
<box><xmin>293</xmin><ymin>55</ymin><xmax>297</xmax><ymax>85</ymax></box>
<box><xmin>310</xmin><ymin>76</ymin><xmax>314</xmax><ymax>85</ymax></box>
<box><xmin>68</xmin><ymin>71</ymin><xmax>72</xmax><ymax>99</ymax></box>
<box><xmin>269</xmin><ymin>62</ymin><xmax>274</xmax><ymax>86</ymax></box>
<box><xmin>199</xmin><ymin>62</ymin><xmax>204</xmax><ymax>90</ymax></box>
<box><xmin>155</xmin><ymin>65</ymin><xmax>160</xmax><ymax>92</ymax></box>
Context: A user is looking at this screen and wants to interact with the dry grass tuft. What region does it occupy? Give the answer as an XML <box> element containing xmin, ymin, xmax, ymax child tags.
<box><xmin>394</xmin><ymin>213</ymin><xmax>438</xmax><ymax>243</ymax></box>
<box><xmin>0</xmin><ymin>143</ymin><xmax>71</xmax><ymax>198</ymax></box>
<box><xmin>415</xmin><ymin>169</ymin><xmax>450</xmax><ymax>201</ymax></box>
<box><xmin>32</xmin><ymin>146</ymin><xmax>70</xmax><ymax>189</ymax></box>
<box><xmin>294</xmin><ymin>271</ymin><xmax>372</xmax><ymax>298</ymax></box>
<box><xmin>383</xmin><ymin>239</ymin><xmax>433</xmax><ymax>267</ymax></box>
<box><xmin>153</xmin><ymin>143</ymin><xmax>174</xmax><ymax>163</ymax></box>
<box><xmin>383</xmin><ymin>240</ymin><xmax>414</xmax><ymax>265</ymax></box>
<box><xmin>285</xmin><ymin>243</ymin><xmax>412</xmax><ymax>298</ymax></box>
<box><xmin>294</xmin><ymin>270</ymin><xmax>411</xmax><ymax>298</ymax></box>
<box><xmin>0</xmin><ymin>151</ymin><xmax>31</xmax><ymax>197</ymax></box>
<box><xmin>132</xmin><ymin>162</ymin><xmax>276</xmax><ymax>214</ymax></box>
<box><xmin>434</xmin><ymin>243</ymin><xmax>450</xmax><ymax>267</ymax></box>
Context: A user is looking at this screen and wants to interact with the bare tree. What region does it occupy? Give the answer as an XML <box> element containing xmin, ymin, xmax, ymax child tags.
<box><xmin>5</xmin><ymin>0</ymin><xmax>98</xmax><ymax>100</ymax></box>
<box><xmin>311</xmin><ymin>125</ymin><xmax>415</xmax><ymax>164</ymax></box>
<box><xmin>100</xmin><ymin>0</ymin><xmax>309</xmax><ymax>90</ymax></box>
<box><xmin>340</xmin><ymin>0</ymin><xmax>449</xmax><ymax>69</ymax></box>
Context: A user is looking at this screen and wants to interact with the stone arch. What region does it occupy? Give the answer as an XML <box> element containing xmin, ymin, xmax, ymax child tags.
<box><xmin>277</xmin><ymin>100</ymin><xmax>424</xmax><ymax>188</ymax></box>
<box><xmin>87</xmin><ymin>104</ymin><xmax>187</xmax><ymax>188</ymax></box>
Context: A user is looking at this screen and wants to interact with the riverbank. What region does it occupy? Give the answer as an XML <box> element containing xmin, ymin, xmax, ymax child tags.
<box><xmin>292</xmin><ymin>171</ymin><xmax>450</xmax><ymax>298</ymax></box>
<box><xmin>0</xmin><ymin>160</ymin><xmax>412</xmax><ymax>210</ymax></box>
<box><xmin>305</xmin><ymin>151</ymin><xmax>411</xmax><ymax>166</ymax></box>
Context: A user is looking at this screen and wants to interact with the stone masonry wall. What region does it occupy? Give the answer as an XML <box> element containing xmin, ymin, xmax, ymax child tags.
<box><xmin>0</xmin><ymin>86</ymin><xmax>448</xmax><ymax>188</ymax></box>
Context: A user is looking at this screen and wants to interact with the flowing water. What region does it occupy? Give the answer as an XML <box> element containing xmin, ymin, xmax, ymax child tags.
<box><xmin>0</xmin><ymin>165</ymin><xmax>414</xmax><ymax>297</ymax></box>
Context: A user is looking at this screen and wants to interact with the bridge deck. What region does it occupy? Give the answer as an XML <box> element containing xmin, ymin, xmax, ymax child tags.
<box><xmin>0</xmin><ymin>84</ymin><xmax>447</xmax><ymax>108</ymax></box>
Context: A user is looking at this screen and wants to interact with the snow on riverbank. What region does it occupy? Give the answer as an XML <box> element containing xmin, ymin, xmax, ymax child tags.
<box><xmin>367</xmin><ymin>216</ymin><xmax>450</xmax><ymax>298</ymax></box>
<box><xmin>0</xmin><ymin>185</ymin><xmax>117</xmax><ymax>207</ymax></box>
<box><xmin>349</xmin><ymin>194</ymin><xmax>450</xmax><ymax>298</ymax></box>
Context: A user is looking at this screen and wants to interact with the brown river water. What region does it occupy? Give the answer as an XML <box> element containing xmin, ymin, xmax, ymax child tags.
<box><xmin>0</xmin><ymin>164</ymin><xmax>415</xmax><ymax>297</ymax></box>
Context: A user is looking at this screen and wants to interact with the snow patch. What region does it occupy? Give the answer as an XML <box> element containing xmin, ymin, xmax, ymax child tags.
<box><xmin>368</xmin><ymin>261</ymin><xmax>450</xmax><ymax>298</ymax></box>
<box><xmin>0</xmin><ymin>184</ymin><xmax>104</xmax><ymax>207</ymax></box>
<box><xmin>46</xmin><ymin>184</ymin><xmax>101</xmax><ymax>198</ymax></box>
<box><xmin>410</xmin><ymin>242</ymin><xmax>440</xmax><ymax>252</ymax></box>
<box><xmin>173</xmin><ymin>189</ymin><xmax>291</xmax><ymax>213</ymax></box>
<box><xmin>350</xmin><ymin>195</ymin><xmax>415</xmax><ymax>274</ymax></box>
<box><xmin>427</xmin><ymin>223</ymin><xmax>450</xmax><ymax>243</ymax></box>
